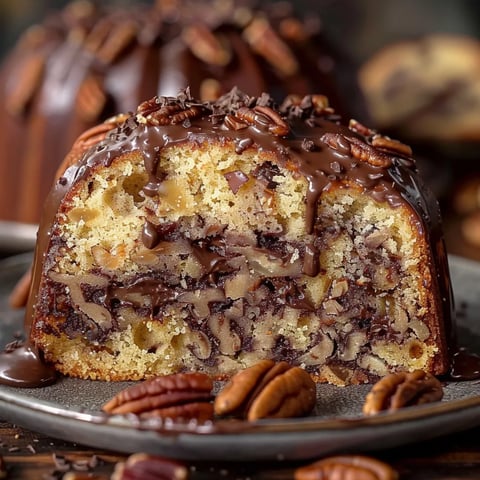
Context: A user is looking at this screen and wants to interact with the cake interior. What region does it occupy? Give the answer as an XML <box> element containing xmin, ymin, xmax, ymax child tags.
<box><xmin>32</xmin><ymin>139</ymin><xmax>445</xmax><ymax>384</ymax></box>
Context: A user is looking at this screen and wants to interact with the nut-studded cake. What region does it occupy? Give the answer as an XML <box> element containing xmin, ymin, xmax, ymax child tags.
<box><xmin>25</xmin><ymin>88</ymin><xmax>453</xmax><ymax>385</ymax></box>
<box><xmin>0</xmin><ymin>0</ymin><xmax>356</xmax><ymax>225</ymax></box>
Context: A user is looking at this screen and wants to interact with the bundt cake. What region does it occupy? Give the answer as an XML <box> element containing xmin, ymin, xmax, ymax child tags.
<box><xmin>24</xmin><ymin>88</ymin><xmax>453</xmax><ymax>385</ymax></box>
<box><xmin>358</xmin><ymin>34</ymin><xmax>480</xmax><ymax>146</ymax></box>
<box><xmin>0</xmin><ymin>0</ymin><xmax>356</xmax><ymax>225</ymax></box>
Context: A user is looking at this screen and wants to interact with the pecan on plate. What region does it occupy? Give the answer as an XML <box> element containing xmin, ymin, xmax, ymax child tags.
<box><xmin>111</xmin><ymin>453</ymin><xmax>188</xmax><ymax>480</ymax></box>
<box><xmin>102</xmin><ymin>372</ymin><xmax>214</xmax><ymax>422</ymax></box>
<box><xmin>214</xmin><ymin>359</ymin><xmax>316</xmax><ymax>421</ymax></box>
<box><xmin>294</xmin><ymin>455</ymin><xmax>398</xmax><ymax>480</ymax></box>
<box><xmin>363</xmin><ymin>370</ymin><xmax>444</xmax><ymax>416</ymax></box>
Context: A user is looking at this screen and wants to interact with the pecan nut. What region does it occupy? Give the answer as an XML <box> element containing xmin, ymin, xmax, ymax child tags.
<box><xmin>294</xmin><ymin>455</ymin><xmax>398</xmax><ymax>480</ymax></box>
<box><xmin>363</xmin><ymin>370</ymin><xmax>444</xmax><ymax>416</ymax></box>
<box><xmin>102</xmin><ymin>372</ymin><xmax>214</xmax><ymax>422</ymax></box>
<box><xmin>137</xmin><ymin>95</ymin><xmax>204</xmax><ymax>126</ymax></box>
<box><xmin>214</xmin><ymin>360</ymin><xmax>316</xmax><ymax>421</ymax></box>
<box><xmin>111</xmin><ymin>453</ymin><xmax>188</xmax><ymax>480</ymax></box>
<box><xmin>232</xmin><ymin>105</ymin><xmax>290</xmax><ymax>136</ymax></box>
<box><xmin>321</xmin><ymin>133</ymin><xmax>392</xmax><ymax>168</ymax></box>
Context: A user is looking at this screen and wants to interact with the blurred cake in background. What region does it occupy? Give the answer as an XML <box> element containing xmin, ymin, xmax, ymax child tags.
<box><xmin>358</xmin><ymin>34</ymin><xmax>480</xmax><ymax>148</ymax></box>
<box><xmin>359</xmin><ymin>33</ymin><xmax>480</xmax><ymax>258</ymax></box>
<box><xmin>0</xmin><ymin>0</ymin><xmax>361</xmax><ymax>226</ymax></box>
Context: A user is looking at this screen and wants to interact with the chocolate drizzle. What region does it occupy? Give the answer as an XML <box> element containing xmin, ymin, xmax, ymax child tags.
<box><xmin>1</xmin><ymin>87</ymin><xmax>460</xmax><ymax>387</ymax></box>
<box><xmin>0</xmin><ymin>343</ymin><xmax>56</xmax><ymax>388</ymax></box>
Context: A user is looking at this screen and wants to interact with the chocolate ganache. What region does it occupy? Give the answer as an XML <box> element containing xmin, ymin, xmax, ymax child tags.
<box><xmin>0</xmin><ymin>87</ymin><xmax>469</xmax><ymax>386</ymax></box>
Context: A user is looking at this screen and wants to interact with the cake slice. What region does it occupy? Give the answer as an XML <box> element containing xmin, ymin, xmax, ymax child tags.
<box><xmin>26</xmin><ymin>88</ymin><xmax>453</xmax><ymax>385</ymax></box>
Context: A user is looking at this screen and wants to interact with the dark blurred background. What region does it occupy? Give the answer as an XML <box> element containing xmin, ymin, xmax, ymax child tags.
<box><xmin>2</xmin><ymin>0</ymin><xmax>480</xmax><ymax>61</ymax></box>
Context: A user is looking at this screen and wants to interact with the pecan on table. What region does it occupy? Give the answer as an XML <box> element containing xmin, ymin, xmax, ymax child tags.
<box><xmin>111</xmin><ymin>453</ymin><xmax>188</xmax><ymax>480</ymax></box>
<box><xmin>294</xmin><ymin>455</ymin><xmax>398</xmax><ymax>480</ymax></box>
<box><xmin>363</xmin><ymin>370</ymin><xmax>444</xmax><ymax>416</ymax></box>
<box><xmin>214</xmin><ymin>359</ymin><xmax>316</xmax><ymax>421</ymax></box>
<box><xmin>102</xmin><ymin>372</ymin><xmax>214</xmax><ymax>422</ymax></box>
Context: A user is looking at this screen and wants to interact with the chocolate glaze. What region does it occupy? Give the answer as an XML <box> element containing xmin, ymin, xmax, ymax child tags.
<box><xmin>449</xmin><ymin>347</ymin><xmax>480</xmax><ymax>381</ymax></box>
<box><xmin>2</xmin><ymin>87</ymin><xmax>459</xmax><ymax>387</ymax></box>
<box><xmin>0</xmin><ymin>344</ymin><xmax>56</xmax><ymax>388</ymax></box>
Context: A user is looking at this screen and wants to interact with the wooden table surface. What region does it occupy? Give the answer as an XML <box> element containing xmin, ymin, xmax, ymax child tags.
<box><xmin>0</xmin><ymin>417</ymin><xmax>480</xmax><ymax>479</ymax></box>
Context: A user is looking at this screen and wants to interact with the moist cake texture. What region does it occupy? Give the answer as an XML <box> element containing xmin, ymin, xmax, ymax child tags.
<box><xmin>26</xmin><ymin>88</ymin><xmax>453</xmax><ymax>385</ymax></box>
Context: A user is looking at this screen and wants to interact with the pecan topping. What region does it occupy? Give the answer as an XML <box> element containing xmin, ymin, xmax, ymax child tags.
<box><xmin>137</xmin><ymin>96</ymin><xmax>204</xmax><ymax>126</ymax></box>
<box><xmin>102</xmin><ymin>373</ymin><xmax>214</xmax><ymax>422</ymax></box>
<box><xmin>112</xmin><ymin>453</ymin><xmax>188</xmax><ymax>480</ymax></box>
<box><xmin>294</xmin><ymin>455</ymin><xmax>398</xmax><ymax>480</ymax></box>
<box><xmin>363</xmin><ymin>370</ymin><xmax>444</xmax><ymax>416</ymax></box>
<box><xmin>231</xmin><ymin>106</ymin><xmax>290</xmax><ymax>136</ymax></box>
<box><xmin>321</xmin><ymin>133</ymin><xmax>392</xmax><ymax>168</ymax></box>
<box><xmin>214</xmin><ymin>360</ymin><xmax>316</xmax><ymax>421</ymax></box>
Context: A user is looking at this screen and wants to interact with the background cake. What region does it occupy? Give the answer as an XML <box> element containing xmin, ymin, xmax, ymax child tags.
<box><xmin>26</xmin><ymin>88</ymin><xmax>452</xmax><ymax>385</ymax></box>
<box><xmin>0</xmin><ymin>0</ymin><xmax>361</xmax><ymax>226</ymax></box>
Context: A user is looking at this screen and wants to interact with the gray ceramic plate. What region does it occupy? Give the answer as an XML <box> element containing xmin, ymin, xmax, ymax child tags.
<box><xmin>0</xmin><ymin>253</ymin><xmax>479</xmax><ymax>461</ymax></box>
<box><xmin>0</xmin><ymin>221</ymin><xmax>37</xmax><ymax>254</ymax></box>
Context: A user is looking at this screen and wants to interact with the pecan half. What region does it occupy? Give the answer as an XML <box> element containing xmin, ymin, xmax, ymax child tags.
<box><xmin>321</xmin><ymin>133</ymin><xmax>392</xmax><ymax>168</ymax></box>
<box><xmin>112</xmin><ymin>453</ymin><xmax>188</xmax><ymax>480</ymax></box>
<box><xmin>102</xmin><ymin>373</ymin><xmax>214</xmax><ymax>422</ymax></box>
<box><xmin>214</xmin><ymin>360</ymin><xmax>316</xmax><ymax>421</ymax></box>
<box><xmin>294</xmin><ymin>455</ymin><xmax>398</xmax><ymax>480</ymax></box>
<box><xmin>233</xmin><ymin>106</ymin><xmax>290</xmax><ymax>136</ymax></box>
<box><xmin>363</xmin><ymin>370</ymin><xmax>444</xmax><ymax>416</ymax></box>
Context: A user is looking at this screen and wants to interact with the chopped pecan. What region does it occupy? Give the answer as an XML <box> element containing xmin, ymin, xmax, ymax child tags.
<box><xmin>102</xmin><ymin>373</ymin><xmax>214</xmax><ymax>422</ymax></box>
<box><xmin>294</xmin><ymin>455</ymin><xmax>398</xmax><ymax>480</ymax></box>
<box><xmin>214</xmin><ymin>360</ymin><xmax>316</xmax><ymax>421</ymax></box>
<box><xmin>363</xmin><ymin>370</ymin><xmax>444</xmax><ymax>416</ymax></box>
<box><xmin>111</xmin><ymin>453</ymin><xmax>188</xmax><ymax>480</ymax></box>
